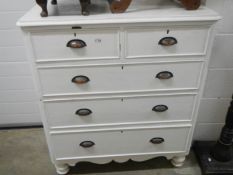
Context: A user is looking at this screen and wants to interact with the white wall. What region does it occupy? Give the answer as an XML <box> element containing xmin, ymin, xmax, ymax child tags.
<box><xmin>194</xmin><ymin>0</ymin><xmax>233</xmax><ymax>140</ymax></box>
<box><xmin>0</xmin><ymin>0</ymin><xmax>41</xmax><ymax>126</ymax></box>
<box><xmin>0</xmin><ymin>0</ymin><xmax>232</xmax><ymax>141</ymax></box>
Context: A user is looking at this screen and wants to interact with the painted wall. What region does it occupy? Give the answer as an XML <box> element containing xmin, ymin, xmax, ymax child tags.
<box><xmin>0</xmin><ymin>0</ymin><xmax>41</xmax><ymax>126</ymax></box>
<box><xmin>194</xmin><ymin>0</ymin><xmax>233</xmax><ymax>140</ymax></box>
<box><xmin>0</xmin><ymin>0</ymin><xmax>232</xmax><ymax>141</ymax></box>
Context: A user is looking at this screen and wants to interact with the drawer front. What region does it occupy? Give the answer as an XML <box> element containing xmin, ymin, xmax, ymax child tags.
<box><xmin>126</xmin><ymin>27</ymin><xmax>209</xmax><ymax>58</ymax></box>
<box><xmin>45</xmin><ymin>95</ymin><xmax>195</xmax><ymax>128</ymax></box>
<box><xmin>31</xmin><ymin>29</ymin><xmax>120</xmax><ymax>61</ymax></box>
<box><xmin>51</xmin><ymin>127</ymin><xmax>190</xmax><ymax>159</ymax></box>
<box><xmin>39</xmin><ymin>62</ymin><xmax>202</xmax><ymax>96</ymax></box>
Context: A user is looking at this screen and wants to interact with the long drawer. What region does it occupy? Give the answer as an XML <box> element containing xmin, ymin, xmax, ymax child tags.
<box><xmin>38</xmin><ymin>62</ymin><xmax>203</xmax><ymax>96</ymax></box>
<box><xmin>30</xmin><ymin>29</ymin><xmax>120</xmax><ymax>61</ymax></box>
<box><xmin>126</xmin><ymin>26</ymin><xmax>209</xmax><ymax>58</ymax></box>
<box><xmin>51</xmin><ymin>127</ymin><xmax>190</xmax><ymax>159</ymax></box>
<box><xmin>45</xmin><ymin>95</ymin><xmax>195</xmax><ymax>128</ymax></box>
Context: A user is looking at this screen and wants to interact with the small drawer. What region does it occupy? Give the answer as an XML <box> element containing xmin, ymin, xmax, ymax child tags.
<box><xmin>38</xmin><ymin>62</ymin><xmax>203</xmax><ymax>96</ymax></box>
<box><xmin>125</xmin><ymin>26</ymin><xmax>209</xmax><ymax>58</ymax></box>
<box><xmin>51</xmin><ymin>127</ymin><xmax>190</xmax><ymax>159</ymax></box>
<box><xmin>45</xmin><ymin>95</ymin><xmax>195</xmax><ymax>128</ymax></box>
<box><xmin>30</xmin><ymin>29</ymin><xmax>120</xmax><ymax>62</ymax></box>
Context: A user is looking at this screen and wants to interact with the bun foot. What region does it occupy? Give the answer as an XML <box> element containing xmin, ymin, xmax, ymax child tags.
<box><xmin>40</xmin><ymin>10</ymin><xmax>48</xmax><ymax>17</ymax></box>
<box><xmin>80</xmin><ymin>0</ymin><xmax>91</xmax><ymax>16</ymax></box>
<box><xmin>108</xmin><ymin>0</ymin><xmax>132</xmax><ymax>13</ymax></box>
<box><xmin>51</xmin><ymin>0</ymin><xmax>57</xmax><ymax>5</ymax></box>
<box><xmin>55</xmin><ymin>163</ymin><xmax>70</xmax><ymax>175</ymax></box>
<box><xmin>82</xmin><ymin>10</ymin><xmax>90</xmax><ymax>16</ymax></box>
<box><xmin>36</xmin><ymin>0</ymin><xmax>48</xmax><ymax>17</ymax></box>
<box><xmin>171</xmin><ymin>156</ymin><xmax>186</xmax><ymax>167</ymax></box>
<box><xmin>180</xmin><ymin>0</ymin><xmax>201</xmax><ymax>10</ymax></box>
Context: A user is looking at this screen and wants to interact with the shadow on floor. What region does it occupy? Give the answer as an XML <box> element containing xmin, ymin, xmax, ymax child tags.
<box><xmin>70</xmin><ymin>157</ymin><xmax>172</xmax><ymax>174</ymax></box>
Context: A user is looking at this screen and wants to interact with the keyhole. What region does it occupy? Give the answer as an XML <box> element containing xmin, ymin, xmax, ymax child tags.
<box><xmin>167</xmin><ymin>30</ymin><xmax>170</xmax><ymax>34</ymax></box>
<box><xmin>74</xmin><ymin>33</ymin><xmax>77</xmax><ymax>37</ymax></box>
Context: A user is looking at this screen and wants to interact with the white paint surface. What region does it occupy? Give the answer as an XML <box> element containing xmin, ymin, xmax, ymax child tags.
<box><xmin>0</xmin><ymin>0</ymin><xmax>231</xmax><ymax>143</ymax></box>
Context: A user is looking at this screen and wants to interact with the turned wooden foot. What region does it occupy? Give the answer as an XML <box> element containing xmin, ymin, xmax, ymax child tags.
<box><xmin>79</xmin><ymin>0</ymin><xmax>91</xmax><ymax>16</ymax></box>
<box><xmin>108</xmin><ymin>0</ymin><xmax>132</xmax><ymax>13</ymax></box>
<box><xmin>54</xmin><ymin>163</ymin><xmax>70</xmax><ymax>175</ymax></box>
<box><xmin>51</xmin><ymin>0</ymin><xmax>57</xmax><ymax>5</ymax></box>
<box><xmin>36</xmin><ymin>0</ymin><xmax>48</xmax><ymax>17</ymax></box>
<box><xmin>171</xmin><ymin>156</ymin><xmax>186</xmax><ymax>167</ymax></box>
<box><xmin>180</xmin><ymin>0</ymin><xmax>201</xmax><ymax>10</ymax></box>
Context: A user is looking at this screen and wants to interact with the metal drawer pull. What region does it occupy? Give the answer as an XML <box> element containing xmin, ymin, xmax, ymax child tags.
<box><xmin>80</xmin><ymin>141</ymin><xmax>95</xmax><ymax>148</ymax></box>
<box><xmin>159</xmin><ymin>37</ymin><xmax>177</xmax><ymax>46</ymax></box>
<box><xmin>76</xmin><ymin>108</ymin><xmax>92</xmax><ymax>116</ymax></box>
<box><xmin>67</xmin><ymin>39</ymin><xmax>87</xmax><ymax>48</ymax></box>
<box><xmin>150</xmin><ymin>138</ymin><xmax>165</xmax><ymax>144</ymax></box>
<box><xmin>152</xmin><ymin>105</ymin><xmax>168</xmax><ymax>112</ymax></box>
<box><xmin>72</xmin><ymin>75</ymin><xmax>90</xmax><ymax>84</ymax></box>
<box><xmin>156</xmin><ymin>71</ymin><xmax>173</xmax><ymax>80</ymax></box>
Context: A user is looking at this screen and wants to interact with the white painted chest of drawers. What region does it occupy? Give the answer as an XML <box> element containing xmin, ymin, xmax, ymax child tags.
<box><xmin>17</xmin><ymin>0</ymin><xmax>220</xmax><ymax>174</ymax></box>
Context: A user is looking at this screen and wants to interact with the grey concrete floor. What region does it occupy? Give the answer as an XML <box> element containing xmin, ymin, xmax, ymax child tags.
<box><xmin>0</xmin><ymin>128</ymin><xmax>202</xmax><ymax>175</ymax></box>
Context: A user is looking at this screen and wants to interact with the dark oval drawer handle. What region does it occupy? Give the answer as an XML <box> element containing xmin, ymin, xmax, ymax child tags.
<box><xmin>67</xmin><ymin>39</ymin><xmax>87</xmax><ymax>48</ymax></box>
<box><xmin>156</xmin><ymin>71</ymin><xmax>173</xmax><ymax>80</ymax></box>
<box><xmin>72</xmin><ymin>75</ymin><xmax>90</xmax><ymax>84</ymax></box>
<box><xmin>150</xmin><ymin>138</ymin><xmax>165</xmax><ymax>144</ymax></box>
<box><xmin>76</xmin><ymin>108</ymin><xmax>92</xmax><ymax>116</ymax></box>
<box><xmin>152</xmin><ymin>105</ymin><xmax>168</xmax><ymax>112</ymax></box>
<box><xmin>80</xmin><ymin>141</ymin><xmax>95</xmax><ymax>148</ymax></box>
<box><xmin>159</xmin><ymin>37</ymin><xmax>177</xmax><ymax>46</ymax></box>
